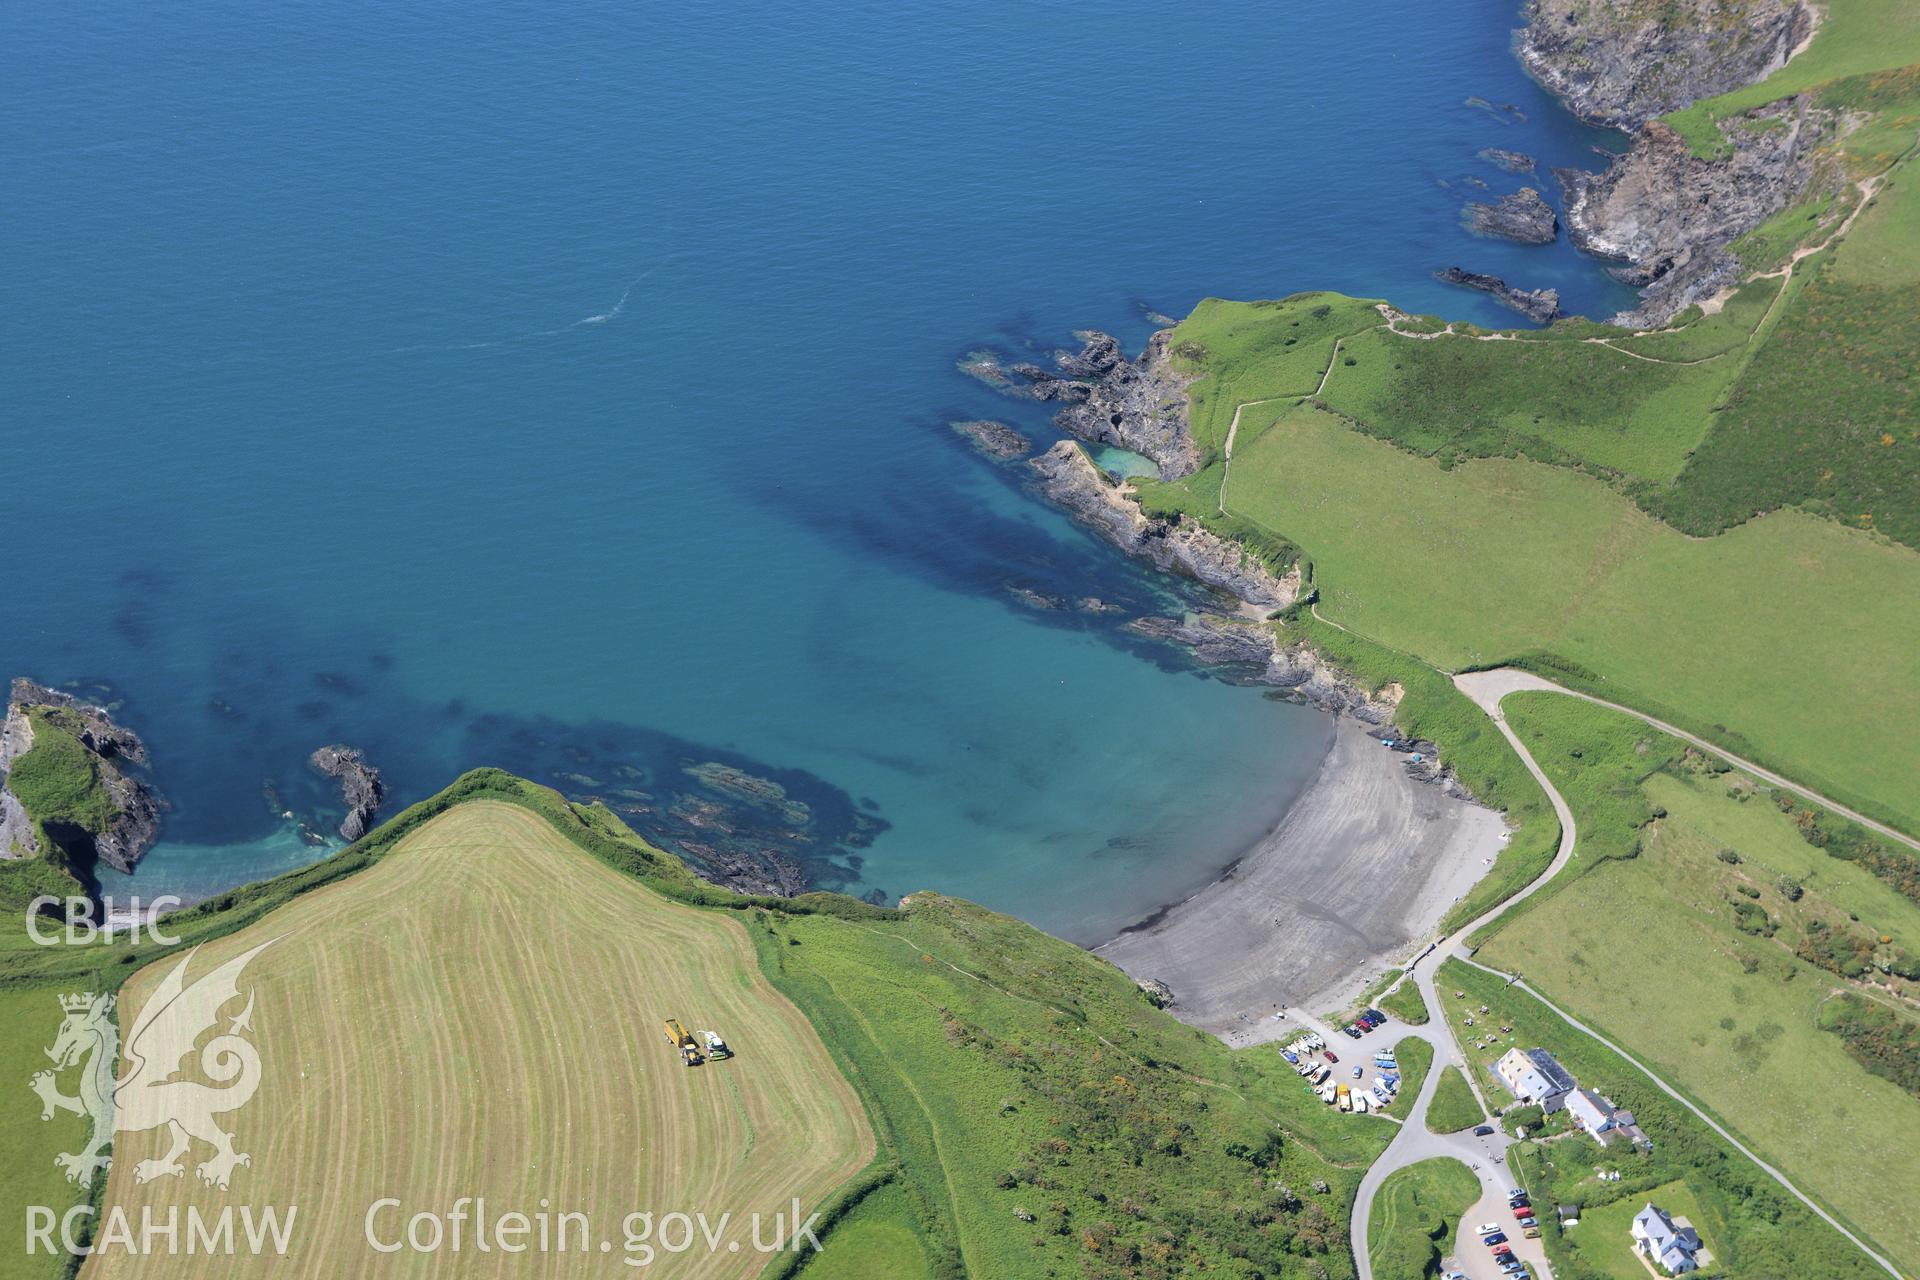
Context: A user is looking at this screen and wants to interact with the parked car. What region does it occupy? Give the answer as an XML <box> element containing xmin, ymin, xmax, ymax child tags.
<box><xmin>1506</xmin><ymin>1187</ymin><xmax>1524</xmax><ymax>1200</ymax></box>
<box><xmin>1484</xmin><ymin>1232</ymin><xmax>1508</xmax><ymax>1246</ymax></box>
<box><xmin>1343</xmin><ymin>1025</ymin><xmax>1363</xmax><ymax>1038</ymax></box>
<box><xmin>1518</xmin><ymin>1216</ymin><xmax>1537</xmax><ymax>1227</ymax></box>
<box><xmin>1351</xmin><ymin>1066</ymin><xmax>1363</xmax><ymax>1079</ymax></box>
<box><xmin>1476</xmin><ymin>1223</ymin><xmax>1501</xmax><ymax>1236</ymax></box>
<box><xmin>1365</xmin><ymin>1007</ymin><xmax>1386</xmax><ymax>1022</ymax></box>
<box><xmin>1523</xmin><ymin>1227</ymin><xmax>1541</xmax><ymax>1239</ymax></box>
<box><xmin>1324</xmin><ymin>1051</ymin><xmax>1339</xmax><ymax>1063</ymax></box>
<box><xmin>1473</xmin><ymin>1125</ymin><xmax>1496</xmax><ymax>1136</ymax></box>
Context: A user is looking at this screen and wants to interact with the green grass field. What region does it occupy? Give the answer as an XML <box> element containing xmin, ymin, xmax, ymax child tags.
<box><xmin>791</xmin><ymin>1180</ymin><xmax>935</xmax><ymax>1280</ymax></box>
<box><xmin>1436</xmin><ymin>959</ymin><xmax>1882</xmax><ymax>1279</ymax></box>
<box><xmin>0</xmin><ymin>984</ymin><xmax>97</xmax><ymax>1280</ymax></box>
<box><xmin>1424</xmin><ymin>1068</ymin><xmax>1484</xmax><ymax>1136</ymax></box>
<box><xmin>1476</xmin><ymin>695</ymin><xmax>1920</xmax><ymax>1274</ymax></box>
<box><xmin>1225</xmin><ymin>404</ymin><xmax>1920</xmax><ymax>838</ymax></box>
<box><xmin>80</xmin><ymin>800</ymin><xmax>875</xmax><ymax>1280</ymax></box>
<box><xmin>1367</xmin><ymin>1157</ymin><xmax>1479</xmax><ymax>1280</ymax></box>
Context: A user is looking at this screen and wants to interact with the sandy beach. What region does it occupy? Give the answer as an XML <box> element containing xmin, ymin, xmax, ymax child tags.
<box><xmin>1095</xmin><ymin>720</ymin><xmax>1505</xmax><ymax>1044</ymax></box>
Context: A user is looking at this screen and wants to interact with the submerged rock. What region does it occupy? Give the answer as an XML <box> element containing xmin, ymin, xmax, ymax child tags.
<box><xmin>1478</xmin><ymin>147</ymin><xmax>1537</xmax><ymax>173</ymax></box>
<box><xmin>949</xmin><ymin>419</ymin><xmax>1030</xmax><ymax>462</ymax></box>
<box><xmin>1436</xmin><ymin>267</ymin><xmax>1562</xmax><ymax>323</ymax></box>
<box><xmin>309</xmin><ymin>744</ymin><xmax>386</xmax><ymax>842</ymax></box>
<box><xmin>1464</xmin><ymin>187</ymin><xmax>1559</xmax><ymax>244</ymax></box>
<box><xmin>2</xmin><ymin>678</ymin><xmax>164</xmax><ymax>871</ymax></box>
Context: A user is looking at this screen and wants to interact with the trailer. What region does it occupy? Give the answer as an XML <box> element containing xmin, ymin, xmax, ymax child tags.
<box><xmin>663</xmin><ymin>1018</ymin><xmax>704</xmax><ymax>1066</ymax></box>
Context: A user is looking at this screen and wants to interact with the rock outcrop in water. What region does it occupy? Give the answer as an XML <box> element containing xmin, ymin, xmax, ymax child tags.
<box><xmin>1463</xmin><ymin>187</ymin><xmax>1559</xmax><ymax>243</ymax></box>
<box><xmin>1</xmin><ymin>678</ymin><xmax>163</xmax><ymax>871</ymax></box>
<box><xmin>1436</xmin><ymin>267</ymin><xmax>1563</xmax><ymax>323</ymax></box>
<box><xmin>1029</xmin><ymin>441</ymin><xmax>1298</xmax><ymax>609</ymax></box>
<box><xmin>1014</xmin><ymin>331</ymin><xmax>1200</xmax><ymax>480</ymax></box>
<box><xmin>309</xmin><ymin>744</ymin><xmax>386</xmax><ymax>842</ymax></box>
<box><xmin>1517</xmin><ymin>0</ymin><xmax>1813</xmax><ymax>130</ymax></box>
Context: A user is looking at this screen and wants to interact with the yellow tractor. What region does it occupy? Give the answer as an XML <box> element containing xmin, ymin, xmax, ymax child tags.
<box><xmin>663</xmin><ymin>1018</ymin><xmax>703</xmax><ymax>1066</ymax></box>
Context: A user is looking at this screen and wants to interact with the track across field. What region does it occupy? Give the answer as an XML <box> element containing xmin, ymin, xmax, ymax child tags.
<box><xmin>83</xmin><ymin>800</ymin><xmax>873</xmax><ymax>1278</ymax></box>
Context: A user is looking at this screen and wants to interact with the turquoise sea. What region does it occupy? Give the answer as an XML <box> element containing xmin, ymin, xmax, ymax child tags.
<box><xmin>2</xmin><ymin>0</ymin><xmax>1632</xmax><ymax>942</ymax></box>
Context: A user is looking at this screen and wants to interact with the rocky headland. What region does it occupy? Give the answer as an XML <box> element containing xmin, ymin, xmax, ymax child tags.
<box><xmin>1558</xmin><ymin>103</ymin><xmax>1842</xmax><ymax>324</ymax></box>
<box><xmin>1463</xmin><ymin>186</ymin><xmax>1560</xmax><ymax>243</ymax></box>
<box><xmin>309</xmin><ymin>744</ymin><xmax>387</xmax><ymax>842</ymax></box>
<box><xmin>0</xmin><ymin>678</ymin><xmax>163</xmax><ymax>872</ymax></box>
<box><xmin>1007</xmin><ymin>331</ymin><xmax>1201</xmax><ymax>480</ymax></box>
<box><xmin>1519</xmin><ymin>0</ymin><xmax>1839</xmax><ymax>325</ymax></box>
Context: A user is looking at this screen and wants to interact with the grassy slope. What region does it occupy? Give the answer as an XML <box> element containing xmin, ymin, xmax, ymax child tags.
<box><xmin>0</xmin><ymin>770</ymin><xmax>1389</xmax><ymax>1280</ymax></box>
<box><xmin>762</xmin><ymin>891</ymin><xmax>1394</xmax><ymax>1279</ymax></box>
<box><xmin>83</xmin><ymin>799</ymin><xmax>875</xmax><ymax>1280</ymax></box>
<box><xmin>1378</xmin><ymin>980</ymin><xmax>1429</xmax><ymax>1027</ymax></box>
<box><xmin>1436</xmin><ymin>958</ymin><xmax>1882</xmax><ymax>1280</ymax></box>
<box><xmin>1423</xmin><ymin>1068</ymin><xmax>1484</xmax><ymax>1136</ymax></box>
<box><xmin>1227</xmin><ymin>404</ymin><xmax>1920</xmax><ymax>837</ymax></box>
<box><xmin>1366</xmin><ymin>1157</ymin><xmax>1479</xmax><ymax>1280</ymax></box>
<box><xmin>6</xmin><ymin>710</ymin><xmax>118</xmax><ymax>839</ymax></box>
<box><xmin>1474</xmin><ymin>696</ymin><xmax>1920</xmax><ymax>1274</ymax></box>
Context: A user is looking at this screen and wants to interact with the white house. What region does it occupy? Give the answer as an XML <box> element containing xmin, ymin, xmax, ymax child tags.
<box><xmin>1631</xmin><ymin>1203</ymin><xmax>1702</xmax><ymax>1275</ymax></box>
<box><xmin>1566</xmin><ymin>1087</ymin><xmax>1652</xmax><ymax>1147</ymax></box>
<box><xmin>1496</xmin><ymin>1047</ymin><xmax>1575</xmax><ymax>1112</ymax></box>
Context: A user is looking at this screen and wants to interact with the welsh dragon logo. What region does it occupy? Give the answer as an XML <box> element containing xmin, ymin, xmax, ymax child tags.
<box><xmin>31</xmin><ymin>940</ymin><xmax>276</xmax><ymax>1190</ymax></box>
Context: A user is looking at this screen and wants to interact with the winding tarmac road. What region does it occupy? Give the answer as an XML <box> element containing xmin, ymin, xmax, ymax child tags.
<box><xmin>1345</xmin><ymin>670</ymin><xmax>1907</xmax><ymax>1280</ymax></box>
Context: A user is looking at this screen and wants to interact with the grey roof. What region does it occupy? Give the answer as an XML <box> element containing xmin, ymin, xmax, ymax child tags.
<box><xmin>1524</xmin><ymin>1048</ymin><xmax>1576</xmax><ymax>1093</ymax></box>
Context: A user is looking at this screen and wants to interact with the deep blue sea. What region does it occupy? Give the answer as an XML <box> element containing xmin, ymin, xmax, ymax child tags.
<box><xmin>2</xmin><ymin>0</ymin><xmax>1633</xmax><ymax>942</ymax></box>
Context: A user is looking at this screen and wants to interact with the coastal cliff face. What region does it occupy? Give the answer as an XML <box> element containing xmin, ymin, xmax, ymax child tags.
<box><xmin>1559</xmin><ymin>103</ymin><xmax>1840</xmax><ymax>323</ymax></box>
<box><xmin>1517</xmin><ymin>0</ymin><xmax>1812</xmax><ymax>129</ymax></box>
<box><xmin>1029</xmin><ymin>441</ymin><xmax>1298</xmax><ymax>610</ymax></box>
<box><xmin>1520</xmin><ymin>0</ymin><xmax>1836</xmax><ymax>325</ymax></box>
<box><xmin>0</xmin><ymin>679</ymin><xmax>163</xmax><ymax>872</ymax></box>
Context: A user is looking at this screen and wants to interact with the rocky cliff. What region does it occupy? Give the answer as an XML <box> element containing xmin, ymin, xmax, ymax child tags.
<box><xmin>1028</xmin><ymin>441</ymin><xmax>1298</xmax><ymax>609</ymax></box>
<box><xmin>1518</xmin><ymin>0</ymin><xmax>1813</xmax><ymax>129</ymax></box>
<box><xmin>1</xmin><ymin>679</ymin><xmax>164</xmax><ymax>872</ymax></box>
<box><xmin>1519</xmin><ymin>0</ymin><xmax>1838</xmax><ymax>326</ymax></box>
<box><xmin>1559</xmin><ymin>101</ymin><xmax>1841</xmax><ymax>324</ymax></box>
<box><xmin>1014</xmin><ymin>331</ymin><xmax>1200</xmax><ymax>480</ymax></box>
<box><xmin>309</xmin><ymin>744</ymin><xmax>387</xmax><ymax>842</ymax></box>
